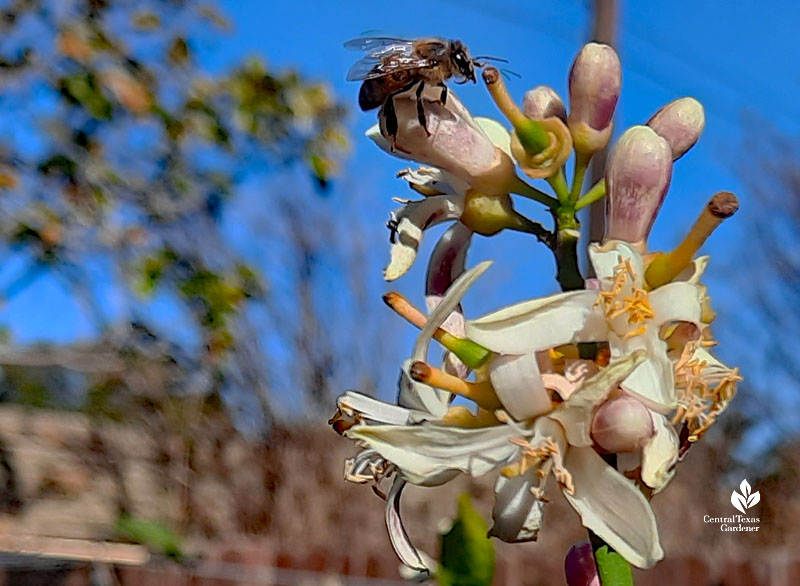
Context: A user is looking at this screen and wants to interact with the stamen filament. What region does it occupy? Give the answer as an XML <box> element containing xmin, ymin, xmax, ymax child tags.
<box><xmin>409</xmin><ymin>361</ymin><xmax>502</xmax><ymax>411</ymax></box>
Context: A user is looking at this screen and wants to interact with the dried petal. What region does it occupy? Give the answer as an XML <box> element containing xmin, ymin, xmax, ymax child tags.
<box><xmin>386</xmin><ymin>478</ymin><xmax>434</xmax><ymax>578</ymax></box>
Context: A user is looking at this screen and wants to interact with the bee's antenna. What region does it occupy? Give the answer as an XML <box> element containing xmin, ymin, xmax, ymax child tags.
<box><xmin>500</xmin><ymin>67</ymin><xmax>521</xmax><ymax>80</ymax></box>
<box><xmin>473</xmin><ymin>55</ymin><xmax>509</xmax><ymax>63</ymax></box>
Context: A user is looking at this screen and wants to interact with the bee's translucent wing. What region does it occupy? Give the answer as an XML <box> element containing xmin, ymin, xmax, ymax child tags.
<box><xmin>346</xmin><ymin>38</ymin><xmax>416</xmax><ymax>81</ymax></box>
<box><xmin>346</xmin><ymin>56</ymin><xmax>434</xmax><ymax>81</ymax></box>
<box><xmin>344</xmin><ymin>37</ymin><xmax>414</xmax><ymax>53</ymax></box>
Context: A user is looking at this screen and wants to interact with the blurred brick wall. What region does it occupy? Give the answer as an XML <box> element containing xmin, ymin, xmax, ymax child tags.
<box><xmin>0</xmin><ymin>406</ymin><xmax>798</xmax><ymax>585</ymax></box>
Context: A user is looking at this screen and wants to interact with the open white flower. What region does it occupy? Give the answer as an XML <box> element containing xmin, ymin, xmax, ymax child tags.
<box><xmin>335</xmin><ymin>257</ymin><xmax>673</xmax><ymax>569</ymax></box>
<box><xmin>491</xmin><ymin>351</ymin><xmax>667</xmax><ymax>571</ymax></box>
<box><xmin>347</xmin><ymin>350</ymin><xmax>666</xmax><ymax>568</ymax></box>
<box><xmin>467</xmin><ymin>240</ymin><xmax>706</xmax><ymax>412</ymax></box>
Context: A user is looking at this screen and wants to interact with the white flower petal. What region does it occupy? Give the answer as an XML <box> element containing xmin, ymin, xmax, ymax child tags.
<box><xmin>563</xmin><ymin>446</ymin><xmax>664</xmax><ymax>569</ymax></box>
<box><xmin>386</xmin><ymin>478</ymin><xmax>435</xmax><ymax>578</ymax></box>
<box><xmin>649</xmin><ymin>282</ymin><xmax>702</xmax><ymax>326</ymax></box>
<box><xmin>489</xmin><ymin>353</ymin><xmax>552</xmax><ymax>420</ymax></box>
<box><xmin>366</xmin><ymin>123</ymin><xmax>414</xmax><ymax>161</ymax></box>
<box><xmin>674</xmin><ymin>255</ymin><xmax>709</xmax><ymax>284</ymax></box>
<box><xmin>466</xmin><ymin>290</ymin><xmax>604</xmax><ymax>354</ymax></box>
<box><xmin>347</xmin><ymin>422</ymin><xmax>523</xmax><ymax>486</ymax></box>
<box><xmin>641</xmin><ymin>413</ymin><xmax>679</xmax><ymax>493</ymax></box>
<box><xmin>691</xmin><ymin>345</ymin><xmax>735</xmax><ymax>386</ymax></box>
<box><xmin>615</xmin><ymin>333</ymin><xmax>676</xmax><ymax>411</ymax></box>
<box><xmin>384</xmin><ymin>195</ymin><xmax>464</xmax><ymax>282</ymax></box>
<box><xmin>490</xmin><ymin>471</ymin><xmax>544</xmax><ymax>542</ymax></box>
<box><xmin>399</xmin><ymin>261</ymin><xmax>491</xmax><ymax>416</ymax></box>
<box><xmin>398</xmin><ymin>359</ymin><xmax>450</xmax><ymax>419</ymax></box>
<box><xmin>337</xmin><ymin>391</ymin><xmax>413</xmax><ymax>425</ymax></box>
<box><xmin>589</xmin><ymin>240</ymin><xmax>646</xmax><ymax>284</ymax></box>
<box><xmin>397</xmin><ymin>166</ymin><xmax>470</xmax><ymax>196</ymax></box>
<box><xmin>549</xmin><ymin>352</ymin><xmax>647</xmax><ymax>447</ymax></box>
<box><xmin>475</xmin><ymin>117</ymin><xmax>513</xmax><ymax>157</ymax></box>
<box><xmin>413</xmin><ymin>260</ymin><xmax>491</xmax><ymax>360</ymax></box>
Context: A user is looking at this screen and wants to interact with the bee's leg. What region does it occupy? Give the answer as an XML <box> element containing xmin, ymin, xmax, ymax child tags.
<box><xmin>381</xmin><ymin>94</ymin><xmax>399</xmax><ymax>150</ymax></box>
<box><xmin>436</xmin><ymin>82</ymin><xmax>448</xmax><ymax>106</ymax></box>
<box><xmin>415</xmin><ymin>81</ymin><xmax>431</xmax><ymax>137</ymax></box>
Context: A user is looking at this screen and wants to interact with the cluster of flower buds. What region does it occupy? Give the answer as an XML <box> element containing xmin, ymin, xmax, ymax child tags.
<box><xmin>333</xmin><ymin>39</ymin><xmax>740</xmax><ymax>583</ymax></box>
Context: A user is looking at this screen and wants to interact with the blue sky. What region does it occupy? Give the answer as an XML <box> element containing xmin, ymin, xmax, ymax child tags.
<box><xmin>213</xmin><ymin>0</ymin><xmax>800</xmax><ymax>447</ymax></box>
<box><xmin>2</xmin><ymin>1</ymin><xmax>799</xmax><ymax>444</ymax></box>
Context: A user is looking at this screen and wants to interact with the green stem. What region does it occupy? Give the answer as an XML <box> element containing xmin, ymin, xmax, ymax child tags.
<box><xmin>570</xmin><ymin>152</ymin><xmax>590</xmax><ymax>202</ymax></box>
<box><xmin>508</xmin><ymin>214</ymin><xmax>554</xmax><ymax>248</ymax></box>
<box><xmin>547</xmin><ymin>168</ymin><xmax>571</xmax><ymax>205</ymax></box>
<box><xmin>510</xmin><ymin>176</ymin><xmax>559</xmax><ymax>209</ymax></box>
<box><xmin>575</xmin><ymin>178</ymin><xmax>607</xmax><ymax>211</ymax></box>
<box><xmin>553</xmin><ymin>207</ymin><xmax>583</xmax><ymax>291</ymax></box>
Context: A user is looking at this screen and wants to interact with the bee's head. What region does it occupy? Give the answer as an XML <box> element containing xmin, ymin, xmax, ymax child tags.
<box><xmin>450</xmin><ymin>41</ymin><xmax>477</xmax><ymax>83</ymax></box>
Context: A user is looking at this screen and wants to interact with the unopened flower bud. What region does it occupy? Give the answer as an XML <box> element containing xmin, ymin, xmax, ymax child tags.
<box><xmin>374</xmin><ymin>88</ymin><xmax>517</xmax><ymax>195</ymax></box>
<box><xmin>591</xmin><ymin>394</ymin><xmax>655</xmax><ymax>453</ymax></box>
<box><xmin>647</xmin><ymin>97</ymin><xmax>705</xmax><ymax>160</ymax></box>
<box><xmin>604</xmin><ymin>126</ymin><xmax>673</xmax><ymax>249</ymax></box>
<box><xmin>523</xmin><ymin>86</ymin><xmax>567</xmax><ymax>122</ymax></box>
<box><xmin>568</xmin><ymin>43</ymin><xmax>621</xmax><ymax>155</ymax></box>
<box><xmin>565</xmin><ymin>540</ymin><xmax>600</xmax><ymax>586</ymax></box>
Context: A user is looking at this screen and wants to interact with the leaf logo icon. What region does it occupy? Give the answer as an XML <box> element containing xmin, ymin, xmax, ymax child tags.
<box><xmin>731</xmin><ymin>479</ymin><xmax>760</xmax><ymax>514</ymax></box>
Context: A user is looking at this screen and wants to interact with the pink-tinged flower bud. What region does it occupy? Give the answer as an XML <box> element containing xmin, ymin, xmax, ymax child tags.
<box><xmin>565</xmin><ymin>540</ymin><xmax>600</xmax><ymax>586</ymax></box>
<box><xmin>591</xmin><ymin>395</ymin><xmax>655</xmax><ymax>453</ymax></box>
<box><xmin>523</xmin><ymin>86</ymin><xmax>567</xmax><ymax>122</ymax></box>
<box><xmin>375</xmin><ymin>87</ymin><xmax>518</xmax><ymax>195</ymax></box>
<box><xmin>647</xmin><ymin>97</ymin><xmax>705</xmax><ymax>160</ymax></box>
<box><xmin>604</xmin><ymin>125</ymin><xmax>673</xmax><ymax>249</ymax></box>
<box><xmin>568</xmin><ymin>43</ymin><xmax>621</xmax><ymax>155</ymax></box>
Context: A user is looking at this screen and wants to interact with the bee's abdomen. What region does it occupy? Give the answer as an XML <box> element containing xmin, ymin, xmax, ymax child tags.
<box><xmin>358</xmin><ymin>79</ymin><xmax>385</xmax><ymax>111</ymax></box>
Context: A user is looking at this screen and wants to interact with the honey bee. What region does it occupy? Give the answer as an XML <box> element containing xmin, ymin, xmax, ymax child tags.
<box><xmin>345</xmin><ymin>37</ymin><xmax>484</xmax><ymax>139</ymax></box>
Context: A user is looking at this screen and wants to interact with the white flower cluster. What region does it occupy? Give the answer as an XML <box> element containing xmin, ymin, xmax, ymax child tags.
<box><xmin>332</xmin><ymin>41</ymin><xmax>740</xmax><ymax>579</ymax></box>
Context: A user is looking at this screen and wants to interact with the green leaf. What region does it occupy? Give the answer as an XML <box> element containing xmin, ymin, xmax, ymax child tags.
<box><xmin>594</xmin><ymin>545</ymin><xmax>634</xmax><ymax>586</ymax></box>
<box><xmin>115</xmin><ymin>514</ymin><xmax>184</xmax><ymax>561</ymax></box>
<box><xmin>59</xmin><ymin>73</ymin><xmax>113</xmax><ymax>120</ymax></box>
<box><xmin>437</xmin><ymin>493</ymin><xmax>495</xmax><ymax>586</ymax></box>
